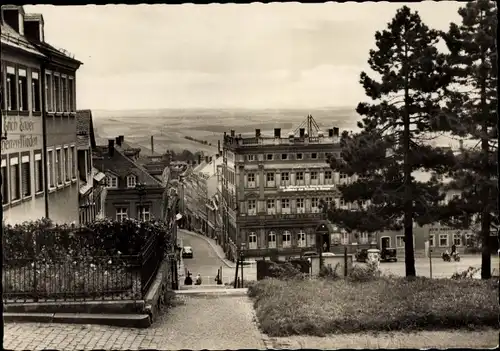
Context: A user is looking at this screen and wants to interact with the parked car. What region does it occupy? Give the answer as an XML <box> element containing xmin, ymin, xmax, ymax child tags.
<box><xmin>355</xmin><ymin>248</ymin><xmax>368</xmax><ymax>262</ymax></box>
<box><xmin>322</xmin><ymin>252</ymin><xmax>336</xmax><ymax>257</ymax></box>
<box><xmin>182</xmin><ymin>246</ymin><xmax>193</xmax><ymax>259</ymax></box>
<box><xmin>301</xmin><ymin>251</ymin><xmax>318</xmax><ymax>258</ymax></box>
<box><xmin>380</xmin><ymin>247</ymin><xmax>397</xmax><ymax>262</ymax></box>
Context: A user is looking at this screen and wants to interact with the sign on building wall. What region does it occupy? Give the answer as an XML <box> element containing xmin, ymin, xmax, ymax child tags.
<box><xmin>279</xmin><ymin>185</ymin><xmax>336</xmax><ymax>192</ymax></box>
<box><xmin>1</xmin><ymin>116</ymin><xmax>41</xmax><ymax>153</ymax></box>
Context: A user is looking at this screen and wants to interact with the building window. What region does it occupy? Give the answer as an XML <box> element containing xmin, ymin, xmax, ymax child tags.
<box><xmin>21</xmin><ymin>156</ymin><xmax>31</xmax><ymax>198</ymax></box>
<box><xmin>268</xmin><ymin>231</ymin><xmax>276</xmax><ymax>249</ymax></box>
<box><xmin>247</xmin><ymin>155</ymin><xmax>255</xmax><ymax>161</ymax></box>
<box><xmin>340</xmin><ymin>173</ymin><xmax>348</xmax><ymax>180</ymax></box>
<box><xmin>296</xmin><ymin>198</ymin><xmax>305</xmax><ymax>213</ymax></box>
<box><xmin>7</xmin><ymin>66</ymin><xmax>17</xmax><ymax>111</ymax></box>
<box><xmin>356</xmin><ymin>232</ymin><xmax>368</xmax><ymax>245</ymax></box>
<box><xmin>282</xmin><ymin>230</ymin><xmax>292</xmax><ymax>248</ymax></box>
<box><xmin>45</xmin><ymin>73</ymin><xmax>53</xmax><ymax>111</ymax></box>
<box><xmin>9</xmin><ymin>158</ymin><xmax>20</xmax><ymax>201</ymax></box>
<box><xmin>311</xmin><ymin>152</ymin><xmax>317</xmax><ymax>159</ymax></box>
<box><xmin>266</xmin><ymin>172</ymin><xmax>274</xmax><ymax>184</ymax></box>
<box><xmin>439</xmin><ymin>234</ymin><xmax>449</xmax><ymax>247</ymax></box>
<box><xmin>56</xmin><ymin>149</ymin><xmax>62</xmax><ymax>185</ymax></box>
<box><xmin>68</xmin><ymin>78</ymin><xmax>75</xmax><ymax>111</ymax></box>
<box><xmin>116</xmin><ymin>207</ymin><xmax>128</xmax><ymax>222</ymax></box>
<box><xmin>18</xmin><ymin>69</ymin><xmax>28</xmax><ymax>111</ymax></box>
<box><xmin>340</xmin><ymin>198</ymin><xmax>346</xmax><ymax>207</ymax></box>
<box><xmin>296</xmin><ymin>153</ymin><xmax>303</xmax><ymax>160</ymax></box>
<box><xmin>396</xmin><ymin>235</ymin><xmax>404</xmax><ymax>248</ymax></box>
<box><xmin>47</xmin><ymin>150</ymin><xmax>54</xmax><ymax>188</ymax></box>
<box><xmin>249</xmin><ymin>232</ymin><xmax>257</xmax><ymax>250</ymax></box>
<box><xmin>64</xmin><ymin>147</ymin><xmax>70</xmax><ymax>182</ymax></box>
<box><xmin>247</xmin><ymin>199</ymin><xmax>256</xmax><ymax>215</ymax></box>
<box><xmin>266</xmin><ymin>199</ymin><xmax>275</xmax><ymax>214</ymax></box>
<box><xmin>127</xmin><ymin>175</ymin><xmax>137</xmax><ymax>188</ymax></box>
<box><xmin>281</xmin><ymin>172</ymin><xmax>289</xmax><ymax>184</ymax></box>
<box><xmin>1</xmin><ymin>160</ymin><xmax>8</xmax><ymax>204</ymax></box>
<box><xmin>266</xmin><ymin>154</ymin><xmax>273</xmax><ymax>160</ymax></box>
<box><xmin>296</xmin><ymin>172</ymin><xmax>304</xmax><ymax>184</ymax></box>
<box><xmin>310</xmin><ymin>171</ymin><xmax>318</xmax><ymax>180</ymax></box>
<box><xmin>137</xmin><ymin>205</ymin><xmax>150</xmax><ymax>221</ymax></box>
<box><xmin>325</xmin><ymin>171</ymin><xmax>332</xmax><ymax>180</ymax></box>
<box><xmin>31</xmin><ymin>71</ymin><xmax>41</xmax><ymax>112</ymax></box>
<box><xmin>282</xmin><ymin>199</ymin><xmax>290</xmax><ymax>209</ymax></box>
<box><xmin>297</xmin><ymin>230</ymin><xmax>306</xmax><ymax>247</ymax></box>
<box><xmin>341</xmin><ymin>232</ymin><xmax>349</xmax><ymax>245</ymax></box>
<box><xmin>61</xmin><ymin>77</ymin><xmax>68</xmax><ymax>112</ymax></box>
<box><xmin>465</xmin><ymin>234</ymin><xmax>474</xmax><ymax>246</ymax></box>
<box><xmin>106</xmin><ymin>175</ymin><xmax>118</xmax><ymax>188</ymax></box>
<box><xmin>70</xmin><ymin>146</ymin><xmax>76</xmax><ymax>179</ymax></box>
<box><xmin>281</xmin><ymin>153</ymin><xmax>288</xmax><ymax>160</ymax></box>
<box><xmin>325</xmin><ymin>197</ymin><xmax>333</xmax><ymax>207</ymax></box>
<box><xmin>453</xmin><ymin>234</ymin><xmax>461</xmax><ymax>246</ymax></box>
<box><xmin>54</xmin><ymin>75</ymin><xmax>61</xmax><ymax>112</ymax></box>
<box><xmin>428</xmin><ymin>234</ymin><xmax>435</xmax><ymax>247</ymax></box>
<box><xmin>311</xmin><ymin>197</ymin><xmax>319</xmax><ymax>212</ymax></box>
<box><xmin>35</xmin><ymin>153</ymin><xmax>43</xmax><ymax>193</ymax></box>
<box><xmin>247</xmin><ymin>173</ymin><xmax>255</xmax><ymax>187</ymax></box>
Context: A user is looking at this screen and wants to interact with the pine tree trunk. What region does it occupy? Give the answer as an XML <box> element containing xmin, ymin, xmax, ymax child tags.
<box><xmin>403</xmin><ymin>45</ymin><xmax>416</xmax><ymax>277</ymax></box>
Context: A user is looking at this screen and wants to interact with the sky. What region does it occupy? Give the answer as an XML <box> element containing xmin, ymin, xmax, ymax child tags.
<box><xmin>26</xmin><ymin>2</ymin><xmax>464</xmax><ymax>110</ymax></box>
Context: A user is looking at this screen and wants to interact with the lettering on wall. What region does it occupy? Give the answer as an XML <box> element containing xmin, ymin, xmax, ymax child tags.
<box><xmin>1</xmin><ymin>116</ymin><xmax>41</xmax><ymax>152</ymax></box>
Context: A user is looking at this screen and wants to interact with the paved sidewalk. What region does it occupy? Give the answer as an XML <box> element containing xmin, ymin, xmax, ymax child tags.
<box><xmin>179</xmin><ymin>229</ymin><xmax>236</xmax><ymax>268</ymax></box>
<box><xmin>264</xmin><ymin>329</ymin><xmax>498</xmax><ymax>349</ymax></box>
<box><xmin>4</xmin><ymin>294</ymin><xmax>265</xmax><ymax>350</ymax></box>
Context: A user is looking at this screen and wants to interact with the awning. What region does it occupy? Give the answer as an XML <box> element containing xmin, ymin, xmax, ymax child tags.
<box><xmin>176</xmin><ymin>213</ymin><xmax>183</xmax><ymax>221</ymax></box>
<box><xmin>79</xmin><ymin>183</ymin><xmax>93</xmax><ymax>196</ymax></box>
<box><xmin>93</xmin><ymin>172</ymin><xmax>106</xmax><ymax>183</ymax></box>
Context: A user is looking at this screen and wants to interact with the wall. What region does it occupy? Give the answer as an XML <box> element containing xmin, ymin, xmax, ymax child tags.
<box><xmin>104</xmin><ymin>187</ymin><xmax>164</xmax><ymax>221</ymax></box>
<box><xmin>48</xmin><ymin>182</ymin><xmax>79</xmax><ymax>224</ymax></box>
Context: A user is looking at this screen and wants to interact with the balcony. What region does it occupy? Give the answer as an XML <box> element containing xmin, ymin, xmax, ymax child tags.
<box><xmin>238</xmin><ymin>212</ymin><xmax>322</xmax><ymax>226</ymax></box>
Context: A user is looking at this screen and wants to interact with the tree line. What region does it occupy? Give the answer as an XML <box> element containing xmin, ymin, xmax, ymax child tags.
<box><xmin>326</xmin><ymin>1</ymin><xmax>497</xmax><ymax>279</ymax></box>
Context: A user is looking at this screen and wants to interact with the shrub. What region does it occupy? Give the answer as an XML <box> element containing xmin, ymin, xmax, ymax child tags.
<box><xmin>248</xmin><ymin>277</ymin><xmax>499</xmax><ymax>337</ymax></box>
<box><xmin>451</xmin><ymin>266</ymin><xmax>481</xmax><ymax>280</ymax></box>
<box><xmin>318</xmin><ymin>263</ymin><xmax>341</xmax><ymax>280</ymax></box>
<box><xmin>348</xmin><ymin>260</ymin><xmax>380</xmax><ymax>282</ymax></box>
<box><xmin>268</xmin><ymin>261</ymin><xmax>307</xmax><ymax>280</ymax></box>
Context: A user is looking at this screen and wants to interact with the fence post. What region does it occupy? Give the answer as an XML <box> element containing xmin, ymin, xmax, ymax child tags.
<box><xmin>344</xmin><ymin>246</ymin><xmax>348</xmax><ymax>277</ymax></box>
<box><xmin>33</xmin><ymin>230</ymin><xmax>38</xmax><ymax>302</ymax></box>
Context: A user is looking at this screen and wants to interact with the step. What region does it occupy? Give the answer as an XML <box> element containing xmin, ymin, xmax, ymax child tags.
<box><xmin>179</xmin><ymin>284</ymin><xmax>228</xmax><ymax>290</ymax></box>
<box><xmin>4</xmin><ymin>312</ymin><xmax>151</xmax><ymax>328</ymax></box>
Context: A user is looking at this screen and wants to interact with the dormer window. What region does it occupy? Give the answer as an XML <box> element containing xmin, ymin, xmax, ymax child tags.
<box><xmin>106</xmin><ymin>175</ymin><xmax>118</xmax><ymax>188</ymax></box>
<box><xmin>127</xmin><ymin>175</ymin><xmax>137</xmax><ymax>188</ymax></box>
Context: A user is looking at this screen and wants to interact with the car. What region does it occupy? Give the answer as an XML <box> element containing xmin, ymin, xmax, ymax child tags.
<box><xmin>322</xmin><ymin>252</ymin><xmax>336</xmax><ymax>257</ymax></box>
<box><xmin>302</xmin><ymin>251</ymin><xmax>318</xmax><ymax>258</ymax></box>
<box><xmin>182</xmin><ymin>246</ymin><xmax>193</xmax><ymax>259</ymax></box>
<box><xmin>355</xmin><ymin>248</ymin><xmax>368</xmax><ymax>262</ymax></box>
<box><xmin>380</xmin><ymin>247</ymin><xmax>397</xmax><ymax>262</ymax></box>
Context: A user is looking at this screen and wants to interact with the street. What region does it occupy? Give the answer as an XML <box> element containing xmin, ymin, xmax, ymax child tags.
<box><xmin>178</xmin><ymin>229</ymin><xmax>498</xmax><ymax>282</ymax></box>
<box><xmin>179</xmin><ymin>230</ymin><xmax>234</xmax><ymax>284</ymax></box>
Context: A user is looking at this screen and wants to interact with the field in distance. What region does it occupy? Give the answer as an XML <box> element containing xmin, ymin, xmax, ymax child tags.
<box><xmin>92</xmin><ymin>107</ymin><xmax>359</xmax><ymax>155</ymax></box>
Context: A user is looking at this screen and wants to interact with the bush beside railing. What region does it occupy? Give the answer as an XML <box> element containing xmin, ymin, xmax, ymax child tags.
<box><xmin>2</xmin><ymin>218</ymin><xmax>174</xmax><ymax>302</ymax></box>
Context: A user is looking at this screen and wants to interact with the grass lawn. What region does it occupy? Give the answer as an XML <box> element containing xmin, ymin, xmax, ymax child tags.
<box><xmin>248</xmin><ymin>277</ymin><xmax>499</xmax><ymax>337</ymax></box>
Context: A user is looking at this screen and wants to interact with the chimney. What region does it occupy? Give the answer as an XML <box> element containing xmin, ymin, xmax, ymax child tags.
<box><xmin>255</xmin><ymin>129</ymin><xmax>261</xmax><ymax>138</ymax></box>
<box><xmin>209</xmin><ymin>156</ymin><xmax>213</xmax><ymax>162</ymax></box>
<box><xmin>119</xmin><ymin>135</ymin><xmax>124</xmax><ymax>144</ymax></box>
<box><xmin>151</xmin><ymin>135</ymin><xmax>154</xmax><ymax>155</ymax></box>
<box><xmin>108</xmin><ymin>139</ymin><xmax>115</xmax><ymax>157</ymax></box>
<box><xmin>328</xmin><ymin>129</ymin><xmax>334</xmax><ymax>137</ymax></box>
<box><xmin>299</xmin><ymin>128</ymin><xmax>305</xmax><ymax>137</ymax></box>
<box><xmin>333</xmin><ymin>127</ymin><xmax>339</xmax><ymax>137</ymax></box>
<box><xmin>230</xmin><ymin>130</ymin><xmax>235</xmax><ymax>137</ymax></box>
<box><xmin>23</xmin><ymin>13</ymin><xmax>44</xmax><ymax>42</ymax></box>
<box><xmin>218</xmin><ymin>140</ymin><xmax>221</xmax><ymax>153</ymax></box>
<box><xmin>198</xmin><ymin>154</ymin><xmax>202</xmax><ymax>165</ymax></box>
<box><xmin>274</xmin><ymin>128</ymin><xmax>281</xmax><ymax>138</ymax></box>
<box><xmin>2</xmin><ymin>6</ymin><xmax>25</xmax><ymax>35</ymax></box>
<box><xmin>205</xmin><ymin>156</ymin><xmax>209</xmax><ymax>163</ymax></box>
<box><xmin>115</xmin><ymin>136</ymin><xmax>120</xmax><ymax>146</ymax></box>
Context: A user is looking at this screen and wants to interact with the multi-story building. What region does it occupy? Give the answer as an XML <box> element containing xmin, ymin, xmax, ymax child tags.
<box><xmin>93</xmin><ymin>136</ymin><xmax>169</xmax><ymax>222</ymax></box>
<box><xmin>181</xmin><ymin>154</ymin><xmax>222</xmax><ymax>236</ymax></box>
<box><xmin>76</xmin><ymin>109</ymin><xmax>106</xmax><ymax>224</ymax></box>
<box><xmin>1</xmin><ymin>5</ymin><xmax>82</xmax><ymax>224</ymax></box>
<box><xmin>220</xmin><ymin>115</ymin><xmax>344</xmax><ymax>260</ymax></box>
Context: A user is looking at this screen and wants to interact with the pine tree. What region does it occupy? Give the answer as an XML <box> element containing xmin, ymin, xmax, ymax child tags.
<box><xmin>327</xmin><ymin>6</ymin><xmax>456</xmax><ymax>277</ymax></box>
<box><xmin>440</xmin><ymin>0</ymin><xmax>498</xmax><ymax>279</ymax></box>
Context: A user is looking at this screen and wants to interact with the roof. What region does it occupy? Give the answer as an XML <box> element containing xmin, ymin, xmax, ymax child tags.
<box><xmin>198</xmin><ymin>156</ymin><xmax>223</xmax><ymax>178</ymax></box>
<box><xmin>76</xmin><ymin>110</ymin><xmax>96</xmax><ymax>150</ymax></box>
<box><xmin>0</xmin><ymin>22</ymin><xmax>44</xmax><ymax>57</ymax></box>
